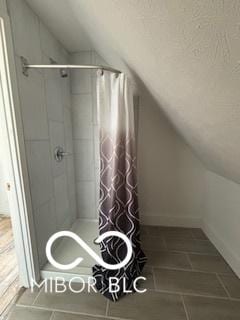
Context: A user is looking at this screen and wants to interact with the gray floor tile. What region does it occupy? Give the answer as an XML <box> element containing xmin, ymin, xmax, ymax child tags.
<box><xmin>146</xmin><ymin>250</ymin><xmax>191</xmax><ymax>270</ymax></box>
<box><xmin>34</xmin><ymin>289</ymin><xmax>107</xmax><ymax>317</ymax></box>
<box><xmin>52</xmin><ymin>311</ymin><xmax>111</xmax><ymax>320</ymax></box>
<box><xmin>16</xmin><ymin>287</ymin><xmax>40</xmax><ymax>306</ymax></box>
<box><xmin>154</xmin><ymin>268</ymin><xmax>228</xmax><ymax>297</ymax></box>
<box><xmin>7</xmin><ymin>226</ymin><xmax>239</xmax><ymax>319</ymax></box>
<box><xmin>165</xmin><ymin>237</ymin><xmax>219</xmax><ymax>255</ymax></box>
<box><xmin>190</xmin><ymin>228</ymin><xmax>208</xmax><ymax>240</ymax></box>
<box><xmin>151</xmin><ymin>226</ymin><xmax>194</xmax><ymax>239</ymax></box>
<box><xmin>218</xmin><ymin>274</ymin><xmax>240</xmax><ymax>299</ymax></box>
<box><xmin>188</xmin><ymin>254</ymin><xmax>233</xmax><ymax>274</ymax></box>
<box><xmin>138</xmin><ymin>266</ymin><xmax>155</xmax><ymax>290</ymax></box>
<box><xmin>142</xmin><ymin>235</ymin><xmax>166</xmax><ymax>251</ymax></box>
<box><xmin>183</xmin><ymin>295</ymin><xmax>240</xmax><ymax>320</ymax></box>
<box><xmin>140</xmin><ymin>225</ymin><xmax>149</xmax><ymax>236</ymax></box>
<box><xmin>7</xmin><ymin>306</ymin><xmax>52</xmax><ymax>320</ymax></box>
<box><xmin>108</xmin><ymin>290</ymin><xmax>187</xmax><ymax>320</ymax></box>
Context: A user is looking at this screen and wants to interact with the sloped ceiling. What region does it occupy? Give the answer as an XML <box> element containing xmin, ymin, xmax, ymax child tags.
<box><xmin>27</xmin><ymin>0</ymin><xmax>240</xmax><ymax>184</ymax></box>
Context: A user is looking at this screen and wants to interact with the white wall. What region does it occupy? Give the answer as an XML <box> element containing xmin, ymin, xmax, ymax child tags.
<box><xmin>138</xmin><ymin>94</ymin><xmax>206</xmax><ymax>227</ymax></box>
<box><xmin>7</xmin><ymin>0</ymin><xmax>77</xmax><ymax>267</ymax></box>
<box><xmin>203</xmin><ymin>171</ymin><xmax>240</xmax><ymax>277</ymax></box>
<box><xmin>0</xmin><ymin>122</ymin><xmax>10</xmax><ymax>215</ymax></box>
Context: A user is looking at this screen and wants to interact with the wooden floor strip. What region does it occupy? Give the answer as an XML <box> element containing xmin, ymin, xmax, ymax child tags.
<box><xmin>0</xmin><ymin>217</ymin><xmax>19</xmax><ymax>317</ymax></box>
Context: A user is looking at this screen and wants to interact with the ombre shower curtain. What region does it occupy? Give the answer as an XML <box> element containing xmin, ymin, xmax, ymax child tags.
<box><xmin>93</xmin><ymin>72</ymin><xmax>146</xmax><ymax>301</ymax></box>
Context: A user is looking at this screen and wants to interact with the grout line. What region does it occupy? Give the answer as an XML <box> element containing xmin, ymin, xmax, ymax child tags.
<box><xmin>216</xmin><ymin>273</ymin><xmax>231</xmax><ymax>299</ymax></box>
<box><xmin>151</xmin><ymin>267</ymin><xmax>157</xmax><ymax>290</ymax></box>
<box><xmin>141</xmin><ymin>285</ymin><xmax>240</xmax><ymax>301</ymax></box>
<box><xmin>13</xmin><ymin>304</ymin><xmax>131</xmax><ymax>320</ymax></box>
<box><xmin>153</xmin><ymin>287</ymin><xmax>240</xmax><ymax>301</ymax></box>
<box><xmin>185</xmin><ymin>253</ymin><xmax>194</xmax><ymax>270</ymax></box>
<box><xmin>49</xmin><ymin>311</ymin><xmax>55</xmax><ymax>320</ymax></box>
<box><xmin>71</xmin><ymin>92</ymin><xmax>92</xmax><ymax>96</ymax></box>
<box><xmin>190</xmin><ymin>229</ymin><xmax>199</xmax><ymax>240</ymax></box>
<box><xmin>152</xmin><ymin>265</ymin><xmax>227</xmax><ymax>276</ymax></box>
<box><xmin>143</xmin><ymin>247</ymin><xmax>219</xmax><ymax>257</ymax></box>
<box><xmin>147</xmin><ymin>264</ymin><xmax>192</xmax><ymax>272</ymax></box>
<box><xmin>181</xmin><ymin>295</ymin><xmax>190</xmax><ymax>320</ymax></box>
<box><xmin>161</xmin><ymin>235</ymin><xmax>168</xmax><ymax>250</ymax></box>
<box><xmin>30</xmin><ymin>286</ymin><xmax>43</xmax><ymax>306</ymax></box>
<box><xmin>105</xmin><ymin>300</ymin><xmax>109</xmax><ymax>317</ymax></box>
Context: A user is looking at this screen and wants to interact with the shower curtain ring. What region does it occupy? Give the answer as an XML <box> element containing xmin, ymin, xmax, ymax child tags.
<box><xmin>98</xmin><ymin>68</ymin><xmax>104</xmax><ymax>76</ymax></box>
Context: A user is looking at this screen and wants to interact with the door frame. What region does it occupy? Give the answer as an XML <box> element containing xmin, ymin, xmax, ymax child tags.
<box><xmin>0</xmin><ymin>0</ymin><xmax>40</xmax><ymax>287</ymax></box>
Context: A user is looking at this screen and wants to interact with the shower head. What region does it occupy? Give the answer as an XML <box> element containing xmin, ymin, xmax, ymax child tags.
<box><xmin>60</xmin><ymin>68</ymin><xmax>68</xmax><ymax>78</ymax></box>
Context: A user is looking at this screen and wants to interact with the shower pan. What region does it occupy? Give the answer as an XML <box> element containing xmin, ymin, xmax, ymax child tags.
<box><xmin>42</xmin><ymin>220</ymin><xmax>100</xmax><ymax>281</ymax></box>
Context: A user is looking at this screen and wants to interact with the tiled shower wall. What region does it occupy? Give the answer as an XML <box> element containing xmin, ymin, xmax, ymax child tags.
<box><xmin>7</xmin><ymin>0</ymin><xmax>77</xmax><ymax>267</ymax></box>
<box><xmin>70</xmin><ymin>51</ymin><xmax>104</xmax><ymax>219</ymax></box>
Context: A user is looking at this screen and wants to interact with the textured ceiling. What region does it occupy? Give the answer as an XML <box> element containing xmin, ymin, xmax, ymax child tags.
<box><xmin>27</xmin><ymin>0</ymin><xmax>240</xmax><ymax>183</ymax></box>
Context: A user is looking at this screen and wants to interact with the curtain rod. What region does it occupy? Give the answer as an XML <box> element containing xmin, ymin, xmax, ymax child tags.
<box><xmin>20</xmin><ymin>56</ymin><xmax>121</xmax><ymax>77</ymax></box>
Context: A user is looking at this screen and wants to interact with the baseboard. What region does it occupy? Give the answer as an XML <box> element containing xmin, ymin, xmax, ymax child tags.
<box><xmin>202</xmin><ymin>220</ymin><xmax>240</xmax><ymax>278</ymax></box>
<box><xmin>140</xmin><ymin>214</ymin><xmax>202</xmax><ymax>228</ymax></box>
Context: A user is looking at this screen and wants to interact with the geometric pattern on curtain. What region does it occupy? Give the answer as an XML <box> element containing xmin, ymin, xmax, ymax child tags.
<box><xmin>92</xmin><ymin>72</ymin><xmax>147</xmax><ymax>301</ymax></box>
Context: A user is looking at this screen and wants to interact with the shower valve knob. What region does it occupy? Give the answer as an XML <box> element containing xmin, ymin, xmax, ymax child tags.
<box><xmin>54</xmin><ymin>146</ymin><xmax>71</xmax><ymax>162</ymax></box>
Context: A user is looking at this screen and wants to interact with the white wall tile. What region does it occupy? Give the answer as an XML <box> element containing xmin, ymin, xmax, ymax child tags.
<box><xmin>71</xmin><ymin>70</ymin><xmax>92</xmax><ymax>94</ymax></box>
<box><xmin>74</xmin><ymin>140</ymin><xmax>94</xmax><ymax>181</ymax></box>
<box><xmin>44</xmin><ymin>58</ymin><xmax>64</xmax><ymax>122</ymax></box>
<box><xmin>49</xmin><ymin>121</ymin><xmax>66</xmax><ymax>177</ymax></box>
<box><xmin>70</xmin><ymin>51</ymin><xmax>93</xmax><ymax>94</ymax></box>
<box><xmin>54</xmin><ymin>174</ymin><xmax>70</xmax><ymax>229</ymax></box>
<box><xmin>66</xmin><ymin>156</ymin><xmax>75</xmax><ymax>196</ymax></box>
<box><xmin>70</xmin><ymin>51</ymin><xmax>101</xmax><ymax>219</ymax></box>
<box><xmin>93</xmin><ymin>125</ymin><xmax>100</xmax><ymax>169</ymax></box>
<box><xmin>72</xmin><ymin>120</ymin><xmax>93</xmax><ymax>140</ymax></box>
<box><xmin>64</xmin><ymin>108</ymin><xmax>73</xmax><ymax>154</ymax></box>
<box><xmin>9</xmin><ymin>0</ymin><xmax>77</xmax><ymax>267</ymax></box>
<box><xmin>34</xmin><ymin>199</ymin><xmax>56</xmax><ymax>267</ymax></box>
<box><xmin>66</xmin><ymin>155</ymin><xmax>77</xmax><ymax>224</ymax></box>
<box><xmin>76</xmin><ymin>181</ymin><xmax>96</xmax><ymax>219</ymax></box>
<box><xmin>72</xmin><ymin>94</ymin><xmax>93</xmax><ymax>139</ymax></box>
<box><xmin>25</xmin><ymin>141</ymin><xmax>53</xmax><ymax>209</ymax></box>
<box><xmin>61</xmin><ymin>77</ymin><xmax>71</xmax><ymax>109</ymax></box>
<box><xmin>69</xmin><ymin>192</ymin><xmax>77</xmax><ymax>225</ymax></box>
<box><xmin>72</xmin><ymin>94</ymin><xmax>93</xmax><ymax>122</ymax></box>
<box><xmin>92</xmin><ymin>76</ymin><xmax>98</xmax><ymax>125</ymax></box>
<box><xmin>8</xmin><ymin>0</ymin><xmax>41</xmax><ymax>63</ymax></box>
<box><xmin>15</xmin><ymin>57</ymin><xmax>49</xmax><ymax>140</ymax></box>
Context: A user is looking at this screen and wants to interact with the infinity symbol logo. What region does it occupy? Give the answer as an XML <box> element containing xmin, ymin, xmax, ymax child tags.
<box><xmin>46</xmin><ymin>231</ymin><xmax>133</xmax><ymax>270</ymax></box>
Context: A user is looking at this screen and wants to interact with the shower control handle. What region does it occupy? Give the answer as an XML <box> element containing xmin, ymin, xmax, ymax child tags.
<box><xmin>54</xmin><ymin>146</ymin><xmax>71</xmax><ymax>162</ymax></box>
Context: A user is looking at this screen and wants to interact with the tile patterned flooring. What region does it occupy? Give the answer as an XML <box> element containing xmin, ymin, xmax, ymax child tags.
<box><xmin>5</xmin><ymin>226</ymin><xmax>240</xmax><ymax>320</ymax></box>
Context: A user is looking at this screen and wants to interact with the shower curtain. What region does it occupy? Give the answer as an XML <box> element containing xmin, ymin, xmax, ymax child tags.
<box><xmin>93</xmin><ymin>72</ymin><xmax>146</xmax><ymax>301</ymax></box>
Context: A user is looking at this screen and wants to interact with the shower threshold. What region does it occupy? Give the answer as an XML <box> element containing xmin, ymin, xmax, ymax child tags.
<box><xmin>41</xmin><ymin>219</ymin><xmax>100</xmax><ymax>283</ymax></box>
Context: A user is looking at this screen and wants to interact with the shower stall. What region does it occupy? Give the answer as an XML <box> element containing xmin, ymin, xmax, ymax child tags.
<box><xmin>18</xmin><ymin>50</ymin><xmax>144</xmax><ymax>292</ymax></box>
<box><xmin>23</xmin><ymin>51</ymin><xmax>115</xmax><ymax>281</ymax></box>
